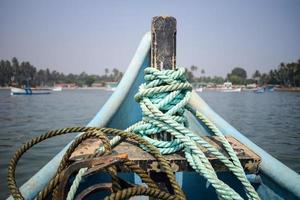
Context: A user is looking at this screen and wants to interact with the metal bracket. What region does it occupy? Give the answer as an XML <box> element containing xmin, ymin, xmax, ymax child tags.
<box><xmin>57</xmin><ymin>153</ymin><xmax>128</xmax><ymax>200</ymax></box>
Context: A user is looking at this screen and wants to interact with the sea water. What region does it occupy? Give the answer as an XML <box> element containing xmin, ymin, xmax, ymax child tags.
<box><xmin>0</xmin><ymin>89</ymin><xmax>299</xmax><ymax>198</ymax></box>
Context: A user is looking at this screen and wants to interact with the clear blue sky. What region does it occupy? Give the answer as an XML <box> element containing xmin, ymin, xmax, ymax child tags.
<box><xmin>0</xmin><ymin>0</ymin><xmax>299</xmax><ymax>77</ymax></box>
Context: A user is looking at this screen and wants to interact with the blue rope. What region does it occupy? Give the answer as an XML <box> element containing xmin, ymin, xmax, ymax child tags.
<box><xmin>66</xmin><ymin>67</ymin><xmax>260</xmax><ymax>200</ymax></box>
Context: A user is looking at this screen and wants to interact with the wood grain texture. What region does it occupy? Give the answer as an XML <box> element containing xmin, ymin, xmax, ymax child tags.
<box><xmin>70</xmin><ymin>136</ymin><xmax>261</xmax><ymax>173</ymax></box>
<box><xmin>151</xmin><ymin>16</ymin><xmax>176</xmax><ymax>70</ymax></box>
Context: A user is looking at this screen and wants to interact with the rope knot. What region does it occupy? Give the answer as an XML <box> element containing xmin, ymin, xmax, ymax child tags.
<box><xmin>130</xmin><ymin>67</ymin><xmax>260</xmax><ymax>200</ymax></box>
<box><xmin>132</xmin><ymin>67</ymin><xmax>192</xmax><ymax>154</ymax></box>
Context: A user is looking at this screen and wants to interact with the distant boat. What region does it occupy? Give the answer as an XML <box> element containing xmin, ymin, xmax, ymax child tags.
<box><xmin>242</xmin><ymin>88</ymin><xmax>257</xmax><ymax>92</ymax></box>
<box><xmin>195</xmin><ymin>87</ymin><xmax>203</xmax><ymax>92</ymax></box>
<box><xmin>10</xmin><ymin>87</ymin><xmax>51</xmax><ymax>95</ymax></box>
<box><xmin>243</xmin><ymin>83</ymin><xmax>258</xmax><ymax>92</ymax></box>
<box><xmin>266</xmin><ymin>86</ymin><xmax>275</xmax><ymax>92</ymax></box>
<box><xmin>52</xmin><ymin>87</ymin><xmax>63</xmax><ymax>92</ymax></box>
<box><xmin>254</xmin><ymin>87</ymin><xmax>265</xmax><ymax>93</ymax></box>
<box><xmin>268</xmin><ymin>87</ymin><xmax>274</xmax><ymax>92</ymax></box>
<box><xmin>221</xmin><ymin>88</ymin><xmax>241</xmax><ymax>92</ymax></box>
<box><xmin>105</xmin><ymin>81</ymin><xmax>118</xmax><ymax>91</ymax></box>
<box><xmin>220</xmin><ymin>82</ymin><xmax>241</xmax><ymax>92</ymax></box>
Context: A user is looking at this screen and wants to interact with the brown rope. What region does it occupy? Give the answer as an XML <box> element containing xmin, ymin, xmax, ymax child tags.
<box><xmin>7</xmin><ymin>127</ymin><xmax>185</xmax><ymax>200</ymax></box>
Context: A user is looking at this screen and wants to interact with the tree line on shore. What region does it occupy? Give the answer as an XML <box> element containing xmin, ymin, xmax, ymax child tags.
<box><xmin>186</xmin><ymin>59</ymin><xmax>300</xmax><ymax>87</ymax></box>
<box><xmin>0</xmin><ymin>57</ymin><xmax>299</xmax><ymax>87</ymax></box>
<box><xmin>0</xmin><ymin>57</ymin><xmax>123</xmax><ymax>87</ymax></box>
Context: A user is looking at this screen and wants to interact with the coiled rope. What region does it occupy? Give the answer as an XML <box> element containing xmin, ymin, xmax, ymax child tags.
<box><xmin>7</xmin><ymin>127</ymin><xmax>185</xmax><ymax>200</ymax></box>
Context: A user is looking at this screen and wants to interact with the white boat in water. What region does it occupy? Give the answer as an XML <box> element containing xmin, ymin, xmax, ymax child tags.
<box><xmin>105</xmin><ymin>82</ymin><xmax>118</xmax><ymax>92</ymax></box>
<box><xmin>105</xmin><ymin>86</ymin><xmax>117</xmax><ymax>92</ymax></box>
<box><xmin>195</xmin><ymin>87</ymin><xmax>203</xmax><ymax>92</ymax></box>
<box><xmin>220</xmin><ymin>82</ymin><xmax>241</xmax><ymax>92</ymax></box>
<box><xmin>52</xmin><ymin>87</ymin><xmax>62</xmax><ymax>91</ymax></box>
<box><xmin>221</xmin><ymin>88</ymin><xmax>241</xmax><ymax>92</ymax></box>
<box><xmin>10</xmin><ymin>87</ymin><xmax>51</xmax><ymax>95</ymax></box>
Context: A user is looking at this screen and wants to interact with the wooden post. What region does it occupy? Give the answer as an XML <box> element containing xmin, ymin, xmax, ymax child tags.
<box><xmin>151</xmin><ymin>16</ymin><xmax>177</xmax><ymax>142</ymax></box>
<box><xmin>151</xmin><ymin>16</ymin><xmax>177</xmax><ymax>70</ymax></box>
<box><xmin>150</xmin><ymin>16</ymin><xmax>177</xmax><ymax>195</ymax></box>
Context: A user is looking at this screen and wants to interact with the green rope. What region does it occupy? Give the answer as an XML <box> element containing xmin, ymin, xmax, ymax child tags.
<box><xmin>131</xmin><ymin>67</ymin><xmax>260</xmax><ymax>199</ymax></box>
<box><xmin>67</xmin><ymin>67</ymin><xmax>260</xmax><ymax>200</ymax></box>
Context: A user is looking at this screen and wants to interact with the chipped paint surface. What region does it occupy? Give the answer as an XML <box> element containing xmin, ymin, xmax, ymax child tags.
<box><xmin>70</xmin><ymin>136</ymin><xmax>261</xmax><ymax>173</ymax></box>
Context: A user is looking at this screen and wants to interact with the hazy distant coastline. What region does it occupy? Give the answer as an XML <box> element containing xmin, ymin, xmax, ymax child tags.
<box><xmin>1</xmin><ymin>57</ymin><xmax>299</xmax><ymax>89</ymax></box>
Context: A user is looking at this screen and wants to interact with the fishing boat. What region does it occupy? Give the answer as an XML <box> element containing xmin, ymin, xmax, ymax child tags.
<box><xmin>52</xmin><ymin>87</ymin><xmax>63</xmax><ymax>92</ymax></box>
<box><xmin>254</xmin><ymin>88</ymin><xmax>265</xmax><ymax>93</ymax></box>
<box><xmin>242</xmin><ymin>84</ymin><xmax>257</xmax><ymax>92</ymax></box>
<box><xmin>105</xmin><ymin>87</ymin><xmax>116</xmax><ymax>92</ymax></box>
<box><xmin>219</xmin><ymin>82</ymin><xmax>241</xmax><ymax>92</ymax></box>
<box><xmin>7</xmin><ymin>17</ymin><xmax>300</xmax><ymax>200</ymax></box>
<box><xmin>10</xmin><ymin>87</ymin><xmax>51</xmax><ymax>95</ymax></box>
<box><xmin>195</xmin><ymin>87</ymin><xmax>203</xmax><ymax>92</ymax></box>
<box><xmin>221</xmin><ymin>87</ymin><xmax>241</xmax><ymax>92</ymax></box>
<box><xmin>266</xmin><ymin>86</ymin><xmax>275</xmax><ymax>92</ymax></box>
<box><xmin>105</xmin><ymin>82</ymin><xmax>118</xmax><ymax>92</ymax></box>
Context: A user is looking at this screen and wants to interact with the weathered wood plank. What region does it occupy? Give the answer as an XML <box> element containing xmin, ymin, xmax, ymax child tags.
<box><xmin>151</xmin><ymin>16</ymin><xmax>176</xmax><ymax>70</ymax></box>
<box><xmin>70</xmin><ymin>136</ymin><xmax>261</xmax><ymax>173</ymax></box>
<box><xmin>151</xmin><ymin>16</ymin><xmax>177</xmax><ymax>142</ymax></box>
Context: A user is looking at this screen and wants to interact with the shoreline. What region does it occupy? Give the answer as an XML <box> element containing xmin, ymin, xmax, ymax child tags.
<box><xmin>0</xmin><ymin>86</ymin><xmax>108</xmax><ymax>90</ymax></box>
<box><xmin>1</xmin><ymin>86</ymin><xmax>300</xmax><ymax>92</ymax></box>
<box><xmin>274</xmin><ymin>87</ymin><xmax>300</xmax><ymax>92</ymax></box>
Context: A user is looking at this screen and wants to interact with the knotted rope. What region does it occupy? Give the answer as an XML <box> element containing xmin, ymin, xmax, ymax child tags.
<box><xmin>130</xmin><ymin>67</ymin><xmax>259</xmax><ymax>200</ymax></box>
<box><xmin>31</xmin><ymin>67</ymin><xmax>260</xmax><ymax>200</ymax></box>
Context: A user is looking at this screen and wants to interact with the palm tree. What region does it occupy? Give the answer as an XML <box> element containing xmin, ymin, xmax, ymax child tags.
<box><xmin>112</xmin><ymin>68</ymin><xmax>119</xmax><ymax>81</ymax></box>
<box><xmin>105</xmin><ymin>68</ymin><xmax>109</xmax><ymax>76</ymax></box>
<box><xmin>201</xmin><ymin>69</ymin><xmax>205</xmax><ymax>76</ymax></box>
<box><xmin>252</xmin><ymin>70</ymin><xmax>261</xmax><ymax>84</ymax></box>
<box><xmin>190</xmin><ymin>65</ymin><xmax>198</xmax><ymax>74</ymax></box>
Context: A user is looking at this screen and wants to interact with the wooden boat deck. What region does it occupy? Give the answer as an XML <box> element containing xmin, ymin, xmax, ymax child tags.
<box><xmin>70</xmin><ymin>136</ymin><xmax>261</xmax><ymax>173</ymax></box>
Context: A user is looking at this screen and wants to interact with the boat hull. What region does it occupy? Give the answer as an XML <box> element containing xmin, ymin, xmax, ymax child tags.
<box><xmin>254</xmin><ymin>88</ymin><xmax>265</xmax><ymax>93</ymax></box>
<box><xmin>52</xmin><ymin>87</ymin><xmax>62</xmax><ymax>91</ymax></box>
<box><xmin>8</xmin><ymin>32</ymin><xmax>300</xmax><ymax>200</ymax></box>
<box><xmin>10</xmin><ymin>87</ymin><xmax>51</xmax><ymax>95</ymax></box>
<box><xmin>195</xmin><ymin>88</ymin><xmax>203</xmax><ymax>92</ymax></box>
<box><xmin>220</xmin><ymin>88</ymin><xmax>241</xmax><ymax>92</ymax></box>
